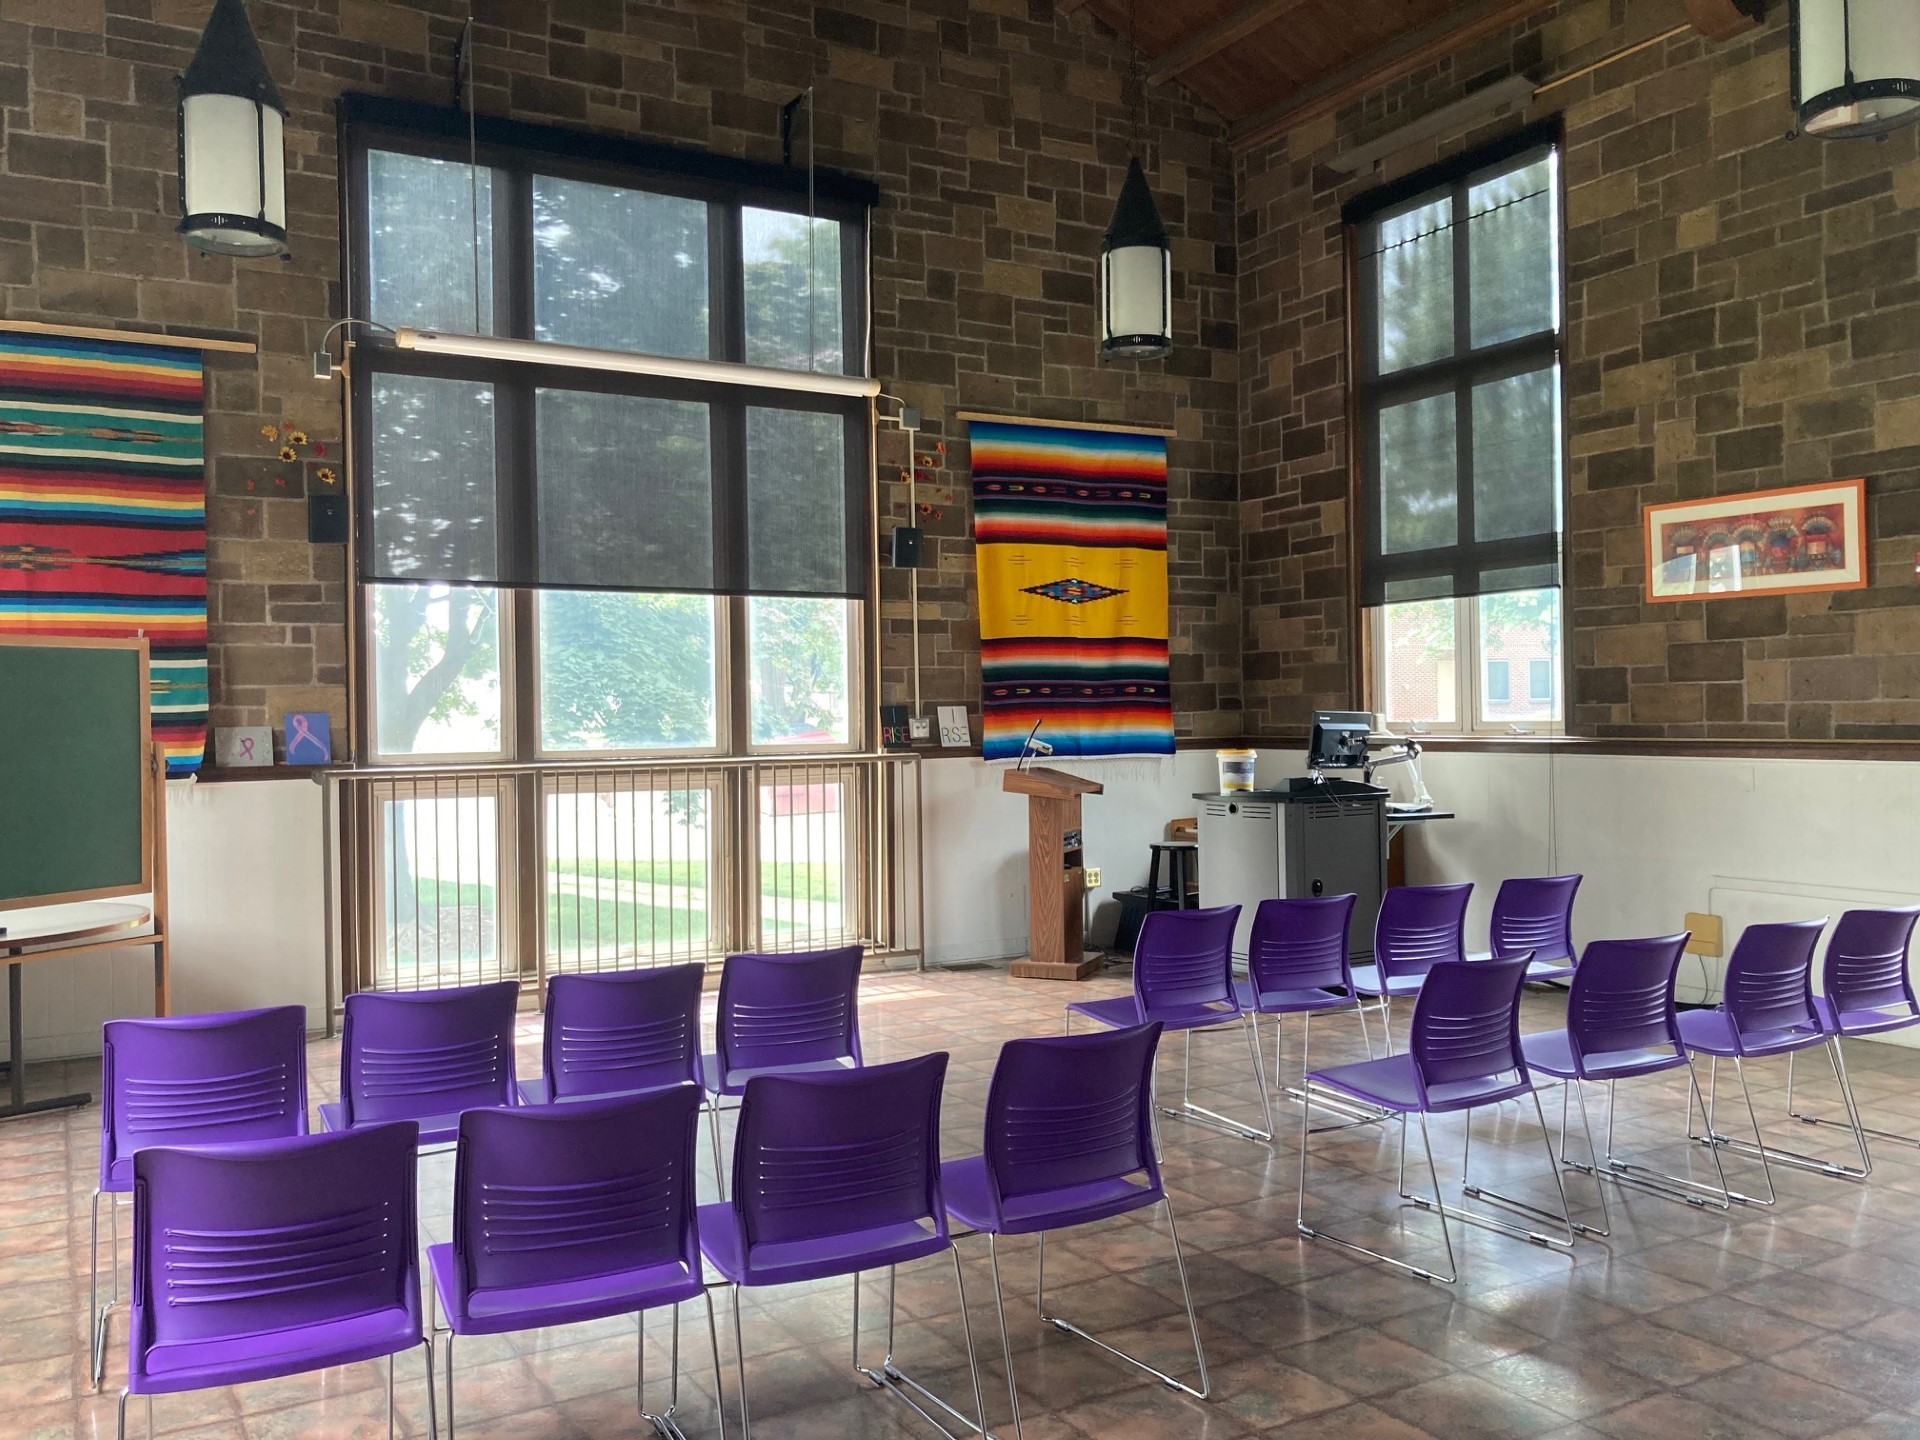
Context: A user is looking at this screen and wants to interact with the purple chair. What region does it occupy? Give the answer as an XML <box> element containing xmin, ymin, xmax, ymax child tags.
<box><xmin>697</xmin><ymin>1054</ymin><xmax>991</xmax><ymax>1440</ymax></box>
<box><xmin>1681</xmin><ymin>918</ymin><xmax>1870</xmax><ymax>1201</ymax></box>
<box><xmin>428</xmin><ymin>1088</ymin><xmax>722</xmax><ymax>1440</ymax></box>
<box><xmin>1236</xmin><ymin>895</ymin><xmax>1383</xmax><ymax>1131</ymax></box>
<box><xmin>118</xmin><ymin>1122</ymin><xmax>434</xmax><ymax>1440</ymax></box>
<box><xmin>943</xmin><ymin>1024</ymin><xmax>1202</xmax><ymax>1439</ymax></box>
<box><xmin>1471</xmin><ymin>875</ymin><xmax>1582</xmax><ymax>984</ymax></box>
<box><xmin>1066</xmin><ymin>905</ymin><xmax>1272</xmax><ymax>1143</ymax></box>
<box><xmin>318</xmin><ymin>980</ymin><xmax>521</xmax><ymax>1147</ymax></box>
<box><xmin>91</xmin><ymin>1006</ymin><xmax>308</xmax><ymax>1389</ymax></box>
<box><xmin>524</xmin><ymin>963</ymin><xmax>706</xmax><ymax>1104</ymax></box>
<box><xmin>703</xmin><ymin>946</ymin><xmax>864</xmax><ymax>1196</ymax></box>
<box><xmin>1517</xmin><ymin>935</ymin><xmax>1729</xmax><ymax>1236</ymax></box>
<box><xmin>1790</xmin><ymin>907</ymin><xmax>1920</xmax><ymax>1148</ymax></box>
<box><xmin>1297</xmin><ymin>957</ymin><xmax>1574</xmax><ymax>1285</ymax></box>
<box><xmin>1349</xmin><ymin>883</ymin><xmax>1472</xmax><ymax>1049</ymax></box>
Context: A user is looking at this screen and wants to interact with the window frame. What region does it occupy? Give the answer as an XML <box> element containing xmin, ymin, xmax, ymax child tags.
<box><xmin>342</xmin><ymin>101</ymin><xmax>875</xmax><ymax>765</ymax></box>
<box><xmin>1353</xmin><ymin>122</ymin><xmax>1569</xmax><ymax>739</ymax></box>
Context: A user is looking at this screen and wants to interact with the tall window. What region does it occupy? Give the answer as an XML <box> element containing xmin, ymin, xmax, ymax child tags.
<box><xmin>344</xmin><ymin>100</ymin><xmax>872</xmax><ymax>763</ymax></box>
<box><xmin>1353</xmin><ymin>124</ymin><xmax>1566</xmax><ymax>734</ymax></box>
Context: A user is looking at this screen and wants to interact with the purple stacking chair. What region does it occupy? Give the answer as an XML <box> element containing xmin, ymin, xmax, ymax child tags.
<box><xmin>698</xmin><ymin>1053</ymin><xmax>991</xmax><ymax>1440</ymax></box>
<box><xmin>703</xmin><ymin>946</ymin><xmax>864</xmax><ymax>1195</ymax></box>
<box><xmin>1470</xmin><ymin>875</ymin><xmax>1582</xmax><ymax>983</ymax></box>
<box><xmin>1681</xmin><ymin>918</ymin><xmax>1870</xmax><ymax>1201</ymax></box>
<box><xmin>1066</xmin><ymin>904</ymin><xmax>1272</xmax><ymax>1142</ymax></box>
<box><xmin>1297</xmin><ymin>957</ymin><xmax>1574</xmax><ymax>1285</ymax></box>
<box><xmin>1235</xmin><ymin>895</ymin><xmax>1384</xmax><ymax>1131</ymax></box>
<box><xmin>943</xmin><ymin>1024</ymin><xmax>1203</xmax><ymax>1439</ymax></box>
<box><xmin>118</xmin><ymin>1122</ymin><xmax>435</xmax><ymax>1440</ymax></box>
<box><xmin>1789</xmin><ymin>907</ymin><xmax>1920</xmax><ymax>1149</ymax></box>
<box><xmin>318</xmin><ymin>980</ymin><xmax>521</xmax><ymax>1147</ymax></box>
<box><xmin>428</xmin><ymin>1088</ymin><xmax>722</xmax><ymax>1440</ymax></box>
<box><xmin>91</xmin><ymin>1006</ymin><xmax>308</xmax><ymax>1389</ymax></box>
<box><xmin>1349</xmin><ymin>882</ymin><xmax>1472</xmax><ymax>1050</ymax></box>
<box><xmin>1515</xmin><ymin>935</ymin><xmax>1729</xmax><ymax>1236</ymax></box>
<box><xmin>524</xmin><ymin>963</ymin><xmax>705</xmax><ymax>1104</ymax></box>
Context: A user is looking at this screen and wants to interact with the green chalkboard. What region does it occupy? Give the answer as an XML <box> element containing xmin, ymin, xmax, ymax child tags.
<box><xmin>0</xmin><ymin>637</ymin><xmax>151</xmax><ymax>908</ymax></box>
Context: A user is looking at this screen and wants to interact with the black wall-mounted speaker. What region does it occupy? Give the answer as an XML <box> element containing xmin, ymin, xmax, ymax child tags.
<box><xmin>890</xmin><ymin>525</ymin><xmax>924</xmax><ymax>567</ymax></box>
<box><xmin>308</xmin><ymin>494</ymin><xmax>349</xmax><ymax>544</ymax></box>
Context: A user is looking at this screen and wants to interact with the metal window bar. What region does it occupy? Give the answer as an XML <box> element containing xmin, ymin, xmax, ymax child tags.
<box><xmin>321</xmin><ymin>753</ymin><xmax>922</xmax><ymax>1006</ymax></box>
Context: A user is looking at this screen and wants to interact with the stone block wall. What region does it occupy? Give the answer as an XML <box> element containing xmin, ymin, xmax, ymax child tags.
<box><xmin>1</xmin><ymin>0</ymin><xmax>1242</xmax><ymax>751</ymax></box>
<box><xmin>1237</xmin><ymin>0</ymin><xmax>1920</xmax><ymax>740</ymax></box>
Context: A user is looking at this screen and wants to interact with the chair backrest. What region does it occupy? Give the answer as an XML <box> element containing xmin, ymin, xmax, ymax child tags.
<box><xmin>716</xmin><ymin>946</ymin><xmax>864</xmax><ymax>1079</ymax></box>
<box><xmin>453</xmin><ymin>1087</ymin><xmax>701</xmax><ymax>1295</ymax></box>
<box><xmin>732</xmin><ymin>1052</ymin><xmax>947</xmax><ymax>1250</ymax></box>
<box><xmin>1375</xmin><ymin>883</ymin><xmax>1472</xmax><ymax>981</ymax></box>
<box><xmin>1822</xmin><ymin>908</ymin><xmax>1920</xmax><ymax>1017</ymax></box>
<box><xmin>129</xmin><ymin>1122</ymin><xmax>420</xmax><ymax>1363</ymax></box>
<box><xmin>339</xmin><ymin>981</ymin><xmax>520</xmax><ymax>1127</ymax></box>
<box><xmin>1132</xmin><ymin>906</ymin><xmax>1240</xmax><ymax>1016</ymax></box>
<box><xmin>1245</xmin><ymin>895</ymin><xmax>1356</xmax><ymax>996</ymax></box>
<box><xmin>1488</xmin><ymin>875</ymin><xmax>1582</xmax><ymax>965</ymax></box>
<box><xmin>982</xmin><ymin>1024</ymin><xmax>1162</xmax><ymax>1211</ymax></box>
<box><xmin>1722</xmin><ymin>919</ymin><xmax>1826</xmax><ymax>1037</ymax></box>
<box><xmin>542</xmin><ymin>964</ymin><xmax>704</xmax><ymax>1100</ymax></box>
<box><xmin>1564</xmin><ymin>935</ymin><xmax>1689</xmax><ymax>1068</ymax></box>
<box><xmin>1408</xmin><ymin>957</ymin><xmax>1529</xmax><ymax>1094</ymax></box>
<box><xmin>101</xmin><ymin>1006</ymin><xmax>308</xmax><ymax>1187</ymax></box>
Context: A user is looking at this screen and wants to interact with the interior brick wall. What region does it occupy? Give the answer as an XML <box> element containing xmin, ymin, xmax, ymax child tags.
<box><xmin>0</xmin><ymin>0</ymin><xmax>1242</xmax><ymax>752</ymax></box>
<box><xmin>1237</xmin><ymin>0</ymin><xmax>1920</xmax><ymax>741</ymax></box>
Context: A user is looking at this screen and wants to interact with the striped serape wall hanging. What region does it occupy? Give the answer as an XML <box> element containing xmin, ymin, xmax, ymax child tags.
<box><xmin>0</xmin><ymin>334</ymin><xmax>208</xmax><ymax>775</ymax></box>
<box><xmin>969</xmin><ymin>418</ymin><xmax>1174</xmax><ymax>762</ymax></box>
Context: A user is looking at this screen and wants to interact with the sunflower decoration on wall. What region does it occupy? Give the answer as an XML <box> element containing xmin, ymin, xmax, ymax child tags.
<box><xmin>254</xmin><ymin>420</ymin><xmax>337</xmax><ymax>495</ymax></box>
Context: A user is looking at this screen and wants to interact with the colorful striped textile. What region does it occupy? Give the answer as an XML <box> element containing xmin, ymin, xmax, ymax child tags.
<box><xmin>0</xmin><ymin>335</ymin><xmax>207</xmax><ymax>775</ymax></box>
<box><xmin>969</xmin><ymin>419</ymin><xmax>1174</xmax><ymax>761</ymax></box>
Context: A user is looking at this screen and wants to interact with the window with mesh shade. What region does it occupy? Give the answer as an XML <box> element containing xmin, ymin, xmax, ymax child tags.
<box><xmin>1350</xmin><ymin>121</ymin><xmax>1565</xmax><ymax>610</ymax></box>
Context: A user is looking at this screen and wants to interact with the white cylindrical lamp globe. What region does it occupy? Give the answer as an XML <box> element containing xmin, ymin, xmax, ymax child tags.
<box><xmin>178</xmin><ymin>0</ymin><xmax>288</xmax><ymax>257</ymax></box>
<box><xmin>1099</xmin><ymin>156</ymin><xmax>1172</xmax><ymax>361</ymax></box>
<box><xmin>1792</xmin><ymin>0</ymin><xmax>1920</xmax><ymax>139</ymax></box>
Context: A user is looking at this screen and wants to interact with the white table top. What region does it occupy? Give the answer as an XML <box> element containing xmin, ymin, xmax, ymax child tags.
<box><xmin>0</xmin><ymin>900</ymin><xmax>152</xmax><ymax>950</ymax></box>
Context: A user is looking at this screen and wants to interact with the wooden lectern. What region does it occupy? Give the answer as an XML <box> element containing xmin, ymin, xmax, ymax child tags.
<box><xmin>1004</xmin><ymin>767</ymin><xmax>1104</xmax><ymax>980</ymax></box>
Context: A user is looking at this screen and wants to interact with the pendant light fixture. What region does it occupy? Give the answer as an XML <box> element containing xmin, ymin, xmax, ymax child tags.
<box><xmin>1100</xmin><ymin>0</ymin><xmax>1172</xmax><ymax>361</ymax></box>
<box><xmin>1791</xmin><ymin>0</ymin><xmax>1920</xmax><ymax>139</ymax></box>
<box><xmin>177</xmin><ymin>0</ymin><xmax>287</xmax><ymax>257</ymax></box>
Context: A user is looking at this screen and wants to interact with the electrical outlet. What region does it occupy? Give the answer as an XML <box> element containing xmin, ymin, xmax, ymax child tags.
<box><xmin>908</xmin><ymin>716</ymin><xmax>931</xmax><ymax>740</ymax></box>
<box><xmin>1084</xmin><ymin>866</ymin><xmax>1102</xmax><ymax>890</ymax></box>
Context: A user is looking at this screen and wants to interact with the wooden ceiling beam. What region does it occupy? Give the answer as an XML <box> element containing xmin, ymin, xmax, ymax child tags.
<box><xmin>1056</xmin><ymin>0</ymin><xmax>1098</xmax><ymax>13</ymax></box>
<box><xmin>1145</xmin><ymin>0</ymin><xmax>1317</xmax><ymax>86</ymax></box>
<box><xmin>1228</xmin><ymin>0</ymin><xmax>1559</xmax><ymax>153</ymax></box>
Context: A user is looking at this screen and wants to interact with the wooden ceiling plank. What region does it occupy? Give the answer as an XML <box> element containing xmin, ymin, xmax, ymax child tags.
<box><xmin>1145</xmin><ymin>0</ymin><xmax>1317</xmax><ymax>86</ymax></box>
<box><xmin>1057</xmin><ymin>0</ymin><xmax>1097</xmax><ymax>12</ymax></box>
<box><xmin>1228</xmin><ymin>0</ymin><xmax>1558</xmax><ymax>153</ymax></box>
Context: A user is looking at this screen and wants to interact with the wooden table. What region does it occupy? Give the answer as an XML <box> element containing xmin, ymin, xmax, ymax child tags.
<box><xmin>0</xmin><ymin>901</ymin><xmax>154</xmax><ymax>1120</ymax></box>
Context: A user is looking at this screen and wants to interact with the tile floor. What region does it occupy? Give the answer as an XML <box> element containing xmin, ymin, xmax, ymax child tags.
<box><xmin>13</xmin><ymin>966</ymin><xmax>1920</xmax><ymax>1439</ymax></box>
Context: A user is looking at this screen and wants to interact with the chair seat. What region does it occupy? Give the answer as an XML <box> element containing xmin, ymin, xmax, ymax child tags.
<box><xmin>1232</xmin><ymin>978</ymin><xmax>1353</xmax><ymax>1015</ymax></box>
<box><xmin>1814</xmin><ymin>995</ymin><xmax>1920</xmax><ymax>1038</ymax></box>
<box><xmin>1678</xmin><ymin>1008</ymin><xmax>1825</xmax><ymax>1058</ymax></box>
<box><xmin>317</xmin><ymin>1100</ymin><xmax>465</xmax><ymax>1148</ymax></box>
<box><xmin>1307</xmin><ymin>1054</ymin><xmax>1530</xmax><ymax>1114</ymax></box>
<box><xmin>427</xmin><ymin>1242</ymin><xmax>704</xmax><ymax>1337</ymax></box>
<box><xmin>697</xmin><ymin>1201</ymin><xmax>948</xmax><ymax>1287</ymax></box>
<box><xmin>1520</xmin><ymin>1029</ymin><xmax>1686</xmax><ymax>1082</ymax></box>
<box><xmin>1347</xmin><ymin>964</ymin><xmax>1426</xmax><ymax>999</ymax></box>
<box><xmin>518</xmin><ymin>1076</ymin><xmax>702</xmax><ymax>1107</ymax></box>
<box><xmin>939</xmin><ymin>1156</ymin><xmax>1161</xmax><ymax>1237</ymax></box>
<box><xmin>1467</xmin><ymin>949</ymin><xmax>1575</xmax><ymax>984</ymax></box>
<box><xmin>701</xmin><ymin>1054</ymin><xmax>856</xmax><ymax>1100</ymax></box>
<box><xmin>1066</xmin><ymin>996</ymin><xmax>1240</xmax><ymax>1033</ymax></box>
<box><xmin>128</xmin><ymin>1303</ymin><xmax>421</xmax><ymax>1397</ymax></box>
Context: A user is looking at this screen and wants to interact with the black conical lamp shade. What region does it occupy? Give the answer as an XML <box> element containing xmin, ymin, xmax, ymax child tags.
<box><xmin>1100</xmin><ymin>156</ymin><xmax>1172</xmax><ymax>361</ymax></box>
<box><xmin>177</xmin><ymin>0</ymin><xmax>288</xmax><ymax>257</ymax></box>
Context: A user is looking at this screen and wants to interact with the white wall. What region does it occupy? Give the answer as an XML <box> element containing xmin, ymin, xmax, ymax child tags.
<box><xmin>1</xmin><ymin>777</ymin><xmax>327</xmax><ymax>1061</ymax></box>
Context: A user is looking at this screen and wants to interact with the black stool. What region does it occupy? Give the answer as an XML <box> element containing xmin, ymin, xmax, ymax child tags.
<box><xmin>1147</xmin><ymin>841</ymin><xmax>1198</xmax><ymax>910</ymax></box>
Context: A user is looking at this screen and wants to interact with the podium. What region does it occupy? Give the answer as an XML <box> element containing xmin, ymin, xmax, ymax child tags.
<box><xmin>1004</xmin><ymin>767</ymin><xmax>1104</xmax><ymax>980</ymax></box>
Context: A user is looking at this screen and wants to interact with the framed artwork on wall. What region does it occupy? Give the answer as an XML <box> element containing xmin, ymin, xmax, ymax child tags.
<box><xmin>1643</xmin><ymin>479</ymin><xmax>1868</xmax><ymax>603</ymax></box>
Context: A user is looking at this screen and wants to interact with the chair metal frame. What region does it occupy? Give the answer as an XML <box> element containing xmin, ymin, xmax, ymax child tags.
<box><xmin>1297</xmin><ymin>958</ymin><xmax>1576</xmax><ymax>1286</ymax></box>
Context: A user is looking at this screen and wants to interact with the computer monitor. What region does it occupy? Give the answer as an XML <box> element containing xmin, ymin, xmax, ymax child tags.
<box><xmin>1308</xmin><ymin>711</ymin><xmax>1372</xmax><ymax>771</ymax></box>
